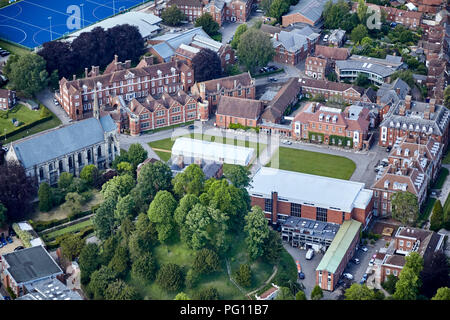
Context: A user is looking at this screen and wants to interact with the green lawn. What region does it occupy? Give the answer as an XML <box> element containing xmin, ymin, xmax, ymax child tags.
<box><xmin>149</xmin><ymin>134</ymin><xmax>266</xmax><ymax>163</ymax></box>
<box><xmin>0</xmin><ymin>39</ymin><xmax>30</xmax><ymax>56</ymax></box>
<box><xmin>432</xmin><ymin>168</ymin><xmax>449</xmax><ymax>189</ymax></box>
<box><xmin>42</xmin><ymin>219</ymin><xmax>93</xmax><ymax>241</ymax></box>
<box><xmin>443</xmin><ymin>151</ymin><xmax>450</xmax><ymax>165</ymax></box>
<box><xmin>2</xmin><ymin>113</ymin><xmax>62</xmax><ymax>144</ymax></box>
<box><xmin>266</xmin><ymin>147</ymin><xmax>356</xmax><ymax>180</ymax></box>
<box><xmin>0</xmin><ymin>104</ymin><xmax>42</xmax><ymax>135</ymax></box>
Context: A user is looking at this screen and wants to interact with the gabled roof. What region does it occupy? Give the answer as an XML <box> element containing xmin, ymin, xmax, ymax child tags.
<box><xmin>216</xmin><ymin>96</ymin><xmax>262</xmax><ymax>120</ymax></box>
<box><xmin>314</xmin><ymin>45</ymin><xmax>350</xmax><ymax>60</ymax></box>
<box><xmin>286</xmin><ymin>0</ymin><xmax>338</xmax><ymax>24</ymax></box>
<box><xmin>11</xmin><ymin>116</ymin><xmax>116</xmax><ymax>169</ymax></box>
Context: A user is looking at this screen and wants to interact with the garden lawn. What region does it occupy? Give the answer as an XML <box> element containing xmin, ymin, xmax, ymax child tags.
<box><xmin>3</xmin><ymin>112</ymin><xmax>62</xmax><ymax>144</ymax></box>
<box><xmin>0</xmin><ymin>104</ymin><xmax>41</xmax><ymax>135</ymax></box>
<box><xmin>266</xmin><ymin>147</ymin><xmax>356</xmax><ymax>180</ymax></box>
<box><xmin>0</xmin><ymin>39</ymin><xmax>30</xmax><ymax>56</ymax></box>
<box><xmin>432</xmin><ymin>168</ymin><xmax>449</xmax><ymax>189</ymax></box>
<box><xmin>42</xmin><ymin>219</ymin><xmax>93</xmax><ymax>240</ymax></box>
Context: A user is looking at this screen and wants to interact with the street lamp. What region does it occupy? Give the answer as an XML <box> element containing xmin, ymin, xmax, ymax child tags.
<box><xmin>48</xmin><ymin>16</ymin><xmax>53</xmax><ymax>41</ymax></box>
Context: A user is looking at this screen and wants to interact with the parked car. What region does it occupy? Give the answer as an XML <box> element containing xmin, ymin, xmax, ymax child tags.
<box><xmin>267</xmin><ymin>66</ymin><xmax>278</xmax><ymax>71</ymax></box>
<box><xmin>343</xmin><ymin>273</ymin><xmax>353</xmax><ymax>280</ymax></box>
<box><xmin>386</xmin><ymin>146</ymin><xmax>392</xmax><ymax>152</ymax></box>
<box><xmin>268</xmin><ymin>77</ymin><xmax>278</xmax><ymax>82</ymax></box>
<box><xmin>369</xmin><ymin>258</ymin><xmax>375</xmax><ymax>266</ymax></box>
<box><xmin>53</xmin><ymin>98</ymin><xmax>59</xmax><ymax>105</ymax></box>
<box><xmin>381</xmin><ymin>159</ymin><xmax>389</xmax><ymax>166</ymax></box>
<box><xmin>3</xmin><ymin>296</ymin><xmax>11</xmax><ymax>300</ymax></box>
<box><xmin>2</xmin><ymin>146</ymin><xmax>8</xmax><ymax>152</ymax></box>
<box><xmin>298</xmin><ymin>272</ymin><xmax>305</xmax><ymax>280</ymax></box>
<box><xmin>0</xmin><ymin>242</ymin><xmax>3</xmax><ymax>249</ymax></box>
<box><xmin>352</xmin><ymin>258</ymin><xmax>360</xmax><ymax>264</ymax></box>
<box><xmin>323</xmin><ymin>34</ymin><xmax>329</xmax><ymax>42</ymax></box>
<box><xmin>361</xmin><ymin>246</ymin><xmax>368</xmax><ymax>252</ymax></box>
<box><xmin>187</xmin><ymin>124</ymin><xmax>195</xmax><ymax>130</ymax></box>
<box><xmin>282</xmin><ymin>139</ymin><xmax>292</xmax><ymax>145</ymax></box>
<box><xmin>13</xmin><ymin>246</ymin><xmax>24</xmax><ymax>251</ymax></box>
<box><xmin>6</xmin><ymin>236</ymin><xmax>12</xmax><ymax>244</ymax></box>
<box><xmin>9</xmin><ymin>227</ymin><xmax>16</xmax><ymax>237</ymax></box>
<box><xmin>305</xmin><ymin>248</ymin><xmax>314</xmax><ymax>260</ymax></box>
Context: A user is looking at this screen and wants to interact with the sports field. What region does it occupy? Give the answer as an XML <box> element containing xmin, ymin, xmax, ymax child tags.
<box><xmin>0</xmin><ymin>0</ymin><xmax>150</xmax><ymax>48</ymax></box>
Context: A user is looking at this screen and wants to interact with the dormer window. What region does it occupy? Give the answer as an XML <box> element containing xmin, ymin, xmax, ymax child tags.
<box><xmin>404</xmin><ymin>149</ymin><xmax>409</xmax><ymax>156</ymax></box>
<box><xmin>319</xmin><ymin>113</ymin><xmax>324</xmax><ymax>121</ymax></box>
<box><xmin>326</xmin><ymin>115</ymin><xmax>330</xmax><ymax>122</ymax></box>
<box><xmin>397</xmin><ymin>148</ymin><xmax>401</xmax><ymax>155</ymax></box>
<box><xmin>384</xmin><ymin>180</ymin><xmax>390</xmax><ymax>188</ymax></box>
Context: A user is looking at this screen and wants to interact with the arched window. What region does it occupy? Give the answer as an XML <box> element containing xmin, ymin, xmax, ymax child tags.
<box><xmin>68</xmin><ymin>156</ymin><xmax>73</xmax><ymax>169</ymax></box>
<box><xmin>87</xmin><ymin>149</ymin><xmax>92</xmax><ymax>163</ymax></box>
<box><xmin>78</xmin><ymin>153</ymin><xmax>82</xmax><ymax>165</ymax></box>
<box><xmin>59</xmin><ymin>160</ymin><xmax>63</xmax><ymax>173</ymax></box>
<box><xmin>39</xmin><ymin>167</ymin><xmax>44</xmax><ymax>179</ymax></box>
<box><xmin>97</xmin><ymin>146</ymin><xmax>102</xmax><ymax>158</ymax></box>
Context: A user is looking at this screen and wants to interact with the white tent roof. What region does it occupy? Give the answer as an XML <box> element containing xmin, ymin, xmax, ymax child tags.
<box><xmin>171</xmin><ymin>137</ymin><xmax>255</xmax><ymax>166</ymax></box>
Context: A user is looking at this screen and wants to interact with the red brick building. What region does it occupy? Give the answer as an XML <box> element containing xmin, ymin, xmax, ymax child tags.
<box><xmin>379</xmin><ymin>96</ymin><xmax>450</xmax><ymax>148</ymax></box>
<box><xmin>0</xmin><ymin>89</ymin><xmax>17</xmax><ymax>110</ymax></box>
<box><xmin>371</xmin><ymin>136</ymin><xmax>442</xmax><ymax>217</ymax></box>
<box><xmin>272</xmin><ymin>27</ymin><xmax>320</xmax><ymax>65</ymax></box>
<box><xmin>292</xmin><ymin>102</ymin><xmax>371</xmax><ymax>150</ymax></box>
<box><xmin>305</xmin><ymin>55</ymin><xmax>329</xmax><ymax>79</ymax></box>
<box><xmin>298</xmin><ymin>78</ymin><xmax>365</xmax><ymax>104</ymax></box>
<box><xmin>366</xmin><ymin>4</ymin><xmax>423</xmax><ymax>29</ymax></box>
<box><xmin>215</xmin><ymin>96</ymin><xmax>262</xmax><ymax>128</ymax></box>
<box><xmin>167</xmin><ymin>0</ymin><xmax>205</xmax><ymax>22</ymax></box>
<box><xmin>57</xmin><ymin>56</ymin><xmax>194</xmax><ymax>121</ymax></box>
<box><xmin>190</xmin><ymin>72</ymin><xmax>255</xmax><ymax>113</ymax></box>
<box><xmin>248</xmin><ymin>167</ymin><xmax>374</xmax><ymax>228</ymax></box>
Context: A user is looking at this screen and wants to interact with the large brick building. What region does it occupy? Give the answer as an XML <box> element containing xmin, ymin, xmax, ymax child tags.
<box><xmin>57</xmin><ymin>56</ymin><xmax>195</xmax><ymax>121</ymax></box>
<box><xmin>292</xmin><ymin>102</ymin><xmax>371</xmax><ymax>150</ymax></box>
<box><xmin>365</xmin><ymin>4</ymin><xmax>423</xmax><ymax>29</ymax></box>
<box><xmin>190</xmin><ymin>72</ymin><xmax>255</xmax><ymax>113</ymax></box>
<box><xmin>379</xmin><ymin>96</ymin><xmax>450</xmax><ymax>148</ymax></box>
<box><xmin>282</xmin><ymin>0</ymin><xmax>336</xmax><ymax>27</ymax></box>
<box><xmin>215</xmin><ymin>96</ymin><xmax>262</xmax><ymax>128</ymax></box>
<box><xmin>0</xmin><ymin>89</ymin><xmax>17</xmax><ymax>111</ymax></box>
<box><xmin>371</xmin><ymin>136</ymin><xmax>442</xmax><ymax>217</ymax></box>
<box><xmin>298</xmin><ymin>78</ymin><xmax>365</xmax><ymax>104</ymax></box>
<box><xmin>166</xmin><ymin>0</ymin><xmax>254</xmax><ymax>26</ymax></box>
<box><xmin>248</xmin><ymin>167</ymin><xmax>374</xmax><ymax>228</ymax></box>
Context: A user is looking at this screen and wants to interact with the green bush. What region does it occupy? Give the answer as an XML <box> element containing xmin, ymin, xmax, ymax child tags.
<box><xmin>6</xmin><ymin>287</ymin><xmax>16</xmax><ymax>300</ymax></box>
<box><xmin>12</xmin><ymin>223</ymin><xmax>32</xmax><ymax>247</ymax></box>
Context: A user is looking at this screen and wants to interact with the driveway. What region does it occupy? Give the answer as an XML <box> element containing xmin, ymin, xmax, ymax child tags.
<box><xmin>36</xmin><ymin>89</ymin><xmax>71</xmax><ymax>125</ymax></box>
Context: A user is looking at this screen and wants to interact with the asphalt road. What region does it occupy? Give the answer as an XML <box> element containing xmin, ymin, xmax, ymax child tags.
<box><xmin>36</xmin><ymin>89</ymin><xmax>71</xmax><ymax>125</ymax></box>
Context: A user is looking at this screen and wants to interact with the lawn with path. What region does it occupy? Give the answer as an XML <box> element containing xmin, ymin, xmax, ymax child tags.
<box><xmin>266</xmin><ymin>147</ymin><xmax>356</xmax><ymax>180</ymax></box>
<box><xmin>0</xmin><ymin>104</ymin><xmax>42</xmax><ymax>135</ymax></box>
<box><xmin>42</xmin><ymin>219</ymin><xmax>93</xmax><ymax>241</ymax></box>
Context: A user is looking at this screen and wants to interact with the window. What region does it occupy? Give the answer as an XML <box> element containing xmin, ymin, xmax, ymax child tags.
<box><xmin>264</xmin><ymin>198</ymin><xmax>273</xmax><ymax>212</ymax></box>
<box><xmin>39</xmin><ymin>167</ymin><xmax>44</xmax><ymax>179</ymax></box>
<box><xmin>97</xmin><ymin>146</ymin><xmax>102</xmax><ymax>158</ymax></box>
<box><xmin>141</xmin><ymin>122</ymin><xmax>150</xmax><ymax>129</ymax></box>
<box><xmin>406</xmin><ymin>241</ymin><xmax>411</xmax><ymax>247</ymax></box>
<box><xmin>291</xmin><ymin>203</ymin><xmax>301</xmax><ymax>217</ymax></box>
<box><xmin>316</xmin><ymin>207</ymin><xmax>327</xmax><ymax>222</ymax></box>
<box><xmin>393</xmin><ymin>270</ymin><xmax>398</xmax><ymax>276</ymax></box>
<box><xmin>156</xmin><ymin>118</ymin><xmax>166</xmax><ymax>125</ymax></box>
<box><xmin>386</xmin><ymin>269</ymin><xmax>390</xmax><ymax>275</ymax></box>
<box><xmin>399</xmin><ymin>240</ymin><xmax>404</xmax><ymax>246</ymax></box>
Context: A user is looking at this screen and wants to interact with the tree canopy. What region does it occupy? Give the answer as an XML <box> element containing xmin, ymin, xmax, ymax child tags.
<box><xmin>191</xmin><ymin>48</ymin><xmax>222</xmax><ymax>83</ymax></box>
<box><xmin>345</xmin><ymin>283</ymin><xmax>377</xmax><ymax>300</ymax></box>
<box><xmin>223</xmin><ymin>165</ymin><xmax>251</xmax><ymax>188</ymax></box>
<box><xmin>231</xmin><ymin>24</ymin><xmax>248</xmax><ymax>50</ymax></box>
<box><xmin>148</xmin><ymin>190</ymin><xmax>178</xmax><ymax>243</ymax></box>
<box><xmin>244</xmin><ymin>206</ymin><xmax>270</xmax><ymax>260</ymax></box>
<box><xmin>173</xmin><ymin>164</ymin><xmax>206</xmax><ymax>198</ymax></box>
<box><xmin>391</xmin><ymin>191</ymin><xmax>419</xmax><ymax>226</ymax></box>
<box><xmin>237</xmin><ymin>28</ymin><xmax>275</xmax><ymax>73</ymax></box>
<box><xmin>194</xmin><ymin>13</ymin><xmax>219</xmax><ymax>36</ymax></box>
<box><xmin>161</xmin><ymin>5</ymin><xmax>185</xmax><ymax>26</ymax></box>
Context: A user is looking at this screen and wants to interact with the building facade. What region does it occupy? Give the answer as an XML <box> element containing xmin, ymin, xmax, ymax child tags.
<box><xmin>0</xmin><ymin>89</ymin><xmax>17</xmax><ymax>110</ymax></box>
<box><xmin>292</xmin><ymin>102</ymin><xmax>371</xmax><ymax>150</ymax></box>
<box><xmin>5</xmin><ymin>115</ymin><xmax>119</xmax><ymax>186</ymax></box>
<box><xmin>216</xmin><ymin>96</ymin><xmax>262</xmax><ymax>128</ymax></box>
<box><xmin>298</xmin><ymin>78</ymin><xmax>365</xmax><ymax>104</ymax></box>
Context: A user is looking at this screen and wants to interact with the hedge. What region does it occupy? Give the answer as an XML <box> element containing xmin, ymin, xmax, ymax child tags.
<box><xmin>33</xmin><ymin>210</ymin><xmax>93</xmax><ymax>232</ymax></box>
<box><xmin>0</xmin><ymin>113</ymin><xmax>52</xmax><ymax>140</ymax></box>
<box><xmin>228</xmin><ymin>123</ymin><xmax>260</xmax><ymax>133</ymax></box>
<box><xmin>45</xmin><ymin>225</ymin><xmax>95</xmax><ymax>250</ymax></box>
<box><xmin>12</xmin><ymin>223</ymin><xmax>33</xmax><ymax>248</ymax></box>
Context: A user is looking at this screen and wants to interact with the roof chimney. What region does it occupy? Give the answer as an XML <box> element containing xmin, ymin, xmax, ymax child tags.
<box><xmin>85</xmin><ymin>67</ymin><xmax>89</xmax><ymax>78</ymax></box>
<box><xmin>73</xmin><ymin>75</ymin><xmax>76</xmax><ymax>81</ymax></box>
<box><xmin>275</xmin><ymin>33</ymin><xmax>279</xmax><ymax>41</ymax></box>
<box><xmin>405</xmin><ymin>95</ymin><xmax>412</xmax><ymax>110</ymax></box>
<box><xmin>429</xmin><ymin>98</ymin><xmax>436</xmax><ymax>113</ymax></box>
<box><xmin>114</xmin><ymin>54</ymin><xmax>118</xmax><ymax>64</ymax></box>
<box><xmin>424</xmin><ymin>109</ymin><xmax>430</xmax><ymax>120</ymax></box>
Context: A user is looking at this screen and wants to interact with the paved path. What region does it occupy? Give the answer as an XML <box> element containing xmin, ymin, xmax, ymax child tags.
<box><xmin>36</xmin><ymin>89</ymin><xmax>71</xmax><ymax>125</ymax></box>
<box><xmin>246</xmin><ymin>266</ymin><xmax>278</xmax><ymax>298</ymax></box>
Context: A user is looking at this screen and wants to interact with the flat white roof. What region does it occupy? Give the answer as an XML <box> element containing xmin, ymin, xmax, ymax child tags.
<box><xmin>248</xmin><ymin>167</ymin><xmax>372</xmax><ymax>212</ymax></box>
<box><xmin>172</xmin><ymin>137</ymin><xmax>255</xmax><ymax>166</ymax></box>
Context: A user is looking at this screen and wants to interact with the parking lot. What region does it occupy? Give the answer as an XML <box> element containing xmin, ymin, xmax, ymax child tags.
<box><xmin>0</xmin><ymin>236</ymin><xmax>23</xmax><ymax>256</ymax></box>
<box><xmin>283</xmin><ymin>237</ymin><xmax>386</xmax><ymax>299</ymax></box>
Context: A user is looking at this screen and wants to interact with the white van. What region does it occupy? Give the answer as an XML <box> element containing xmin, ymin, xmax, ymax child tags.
<box><xmin>305</xmin><ymin>249</ymin><xmax>314</xmax><ymax>260</ymax></box>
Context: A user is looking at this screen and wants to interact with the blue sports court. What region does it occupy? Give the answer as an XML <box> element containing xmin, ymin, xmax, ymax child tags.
<box><xmin>0</xmin><ymin>0</ymin><xmax>149</xmax><ymax>49</ymax></box>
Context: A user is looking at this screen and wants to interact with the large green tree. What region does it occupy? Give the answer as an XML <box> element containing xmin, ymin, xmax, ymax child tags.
<box><xmin>38</xmin><ymin>182</ymin><xmax>52</xmax><ymax>212</ymax></box>
<box><xmin>148</xmin><ymin>190</ymin><xmax>178</xmax><ymax>243</ymax></box>
<box><xmin>127</xmin><ymin>143</ymin><xmax>148</xmax><ymax>170</ymax></box>
<box><xmin>310</xmin><ymin>285</ymin><xmax>323</xmax><ymax>300</ymax></box>
<box><xmin>391</xmin><ymin>191</ymin><xmax>419</xmax><ymax>226</ymax></box>
<box><xmin>156</xmin><ymin>263</ymin><xmax>184</xmax><ymax>292</ymax></box>
<box><xmin>393</xmin><ymin>267</ymin><xmax>421</xmax><ymax>300</ymax></box>
<box><xmin>128</xmin><ymin>213</ymin><xmax>158</xmax><ymax>260</ymax></box>
<box><xmin>430</xmin><ymin>199</ymin><xmax>444</xmax><ymax>231</ymax></box>
<box><xmin>351</xmin><ymin>24</ymin><xmax>369</xmax><ymax>44</ymax></box>
<box><xmin>192</xmin><ymin>48</ymin><xmax>222</xmax><ymax>83</ymax></box>
<box><xmin>223</xmin><ymin>165</ymin><xmax>251</xmax><ymax>188</ymax></box>
<box><xmin>58</xmin><ymin>234</ymin><xmax>85</xmax><ymax>261</ymax></box>
<box><xmin>101</xmin><ymin>174</ymin><xmax>135</xmax><ymax>202</ymax></box>
<box><xmin>193</xmin><ymin>248</ymin><xmax>221</xmax><ymax>275</ymax></box>
<box><xmin>78</xmin><ymin>243</ymin><xmax>100</xmax><ymax>285</ymax></box>
<box><xmin>345</xmin><ymin>284</ymin><xmax>376</xmax><ymax>300</ymax></box>
<box><xmin>174</xmin><ymin>194</ymin><xmax>199</xmax><ymax>226</ymax></box>
<box><xmin>231</xmin><ymin>24</ymin><xmax>248</xmax><ymax>50</ymax></box>
<box><xmin>432</xmin><ymin>287</ymin><xmax>450</xmax><ymax>300</ymax></box>
<box><xmin>173</xmin><ymin>164</ymin><xmax>205</xmax><ymax>198</ymax></box>
<box><xmin>108</xmin><ymin>245</ymin><xmax>130</xmax><ymax>278</ymax></box>
<box><xmin>234</xmin><ymin>263</ymin><xmax>252</xmax><ymax>287</ymax></box>
<box><xmin>3</xmin><ymin>53</ymin><xmax>49</xmax><ymax>97</ymax></box>
<box><xmin>88</xmin><ymin>266</ymin><xmax>117</xmax><ymax>300</ymax></box>
<box><xmin>175</xmin><ymin>292</ymin><xmax>191</xmax><ymax>300</ymax></box>
<box><xmin>92</xmin><ymin>197</ymin><xmax>117</xmax><ymax>240</ymax></box>
<box><xmin>275</xmin><ymin>286</ymin><xmax>295</xmax><ymax>300</ymax></box>
<box><xmin>161</xmin><ymin>5</ymin><xmax>185</xmax><ymax>26</ymax></box>
<box><xmin>268</xmin><ymin>0</ymin><xmax>290</xmax><ymax>22</ymax></box>
<box><xmin>237</xmin><ymin>28</ymin><xmax>275</xmax><ymax>73</ymax></box>
<box><xmin>114</xmin><ymin>194</ymin><xmax>136</xmax><ymax>221</ymax></box>
<box><xmin>263</xmin><ymin>230</ymin><xmax>283</xmax><ymax>264</ymax></box>
<box><xmin>131</xmin><ymin>252</ymin><xmax>157</xmax><ymax>282</ymax></box>
<box><xmin>104</xmin><ymin>279</ymin><xmax>140</xmax><ymax>300</ymax></box>
<box><xmin>244</xmin><ymin>206</ymin><xmax>270</xmax><ymax>260</ymax></box>
<box><xmin>80</xmin><ymin>165</ymin><xmax>100</xmax><ymax>187</ymax></box>
<box><xmin>194</xmin><ymin>13</ymin><xmax>219</xmax><ymax>36</ymax></box>
<box><xmin>0</xmin><ymin>203</ymin><xmax>7</xmax><ymax>228</ymax></box>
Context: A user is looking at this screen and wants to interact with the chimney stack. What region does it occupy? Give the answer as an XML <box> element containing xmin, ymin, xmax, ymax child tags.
<box><xmin>114</xmin><ymin>54</ymin><xmax>119</xmax><ymax>64</ymax></box>
<box><xmin>396</xmin><ymin>87</ymin><xmax>401</xmax><ymax>95</ymax></box>
<box><xmin>85</xmin><ymin>67</ymin><xmax>89</xmax><ymax>78</ymax></box>
<box><xmin>424</xmin><ymin>109</ymin><xmax>430</xmax><ymax>120</ymax></box>
<box><xmin>429</xmin><ymin>98</ymin><xmax>436</xmax><ymax>113</ymax></box>
<box><xmin>73</xmin><ymin>75</ymin><xmax>76</xmax><ymax>81</ymax></box>
<box><xmin>399</xmin><ymin>105</ymin><xmax>406</xmax><ymax>116</ymax></box>
<box><xmin>405</xmin><ymin>95</ymin><xmax>412</xmax><ymax>110</ymax></box>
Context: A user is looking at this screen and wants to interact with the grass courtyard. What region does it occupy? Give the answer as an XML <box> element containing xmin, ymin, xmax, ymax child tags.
<box><xmin>0</xmin><ymin>39</ymin><xmax>30</xmax><ymax>56</ymax></box>
<box><xmin>0</xmin><ymin>104</ymin><xmax>42</xmax><ymax>135</ymax></box>
<box><xmin>266</xmin><ymin>147</ymin><xmax>356</xmax><ymax>180</ymax></box>
<box><xmin>149</xmin><ymin>134</ymin><xmax>266</xmax><ymax>163</ymax></box>
<box><xmin>126</xmin><ymin>233</ymin><xmax>291</xmax><ymax>300</ymax></box>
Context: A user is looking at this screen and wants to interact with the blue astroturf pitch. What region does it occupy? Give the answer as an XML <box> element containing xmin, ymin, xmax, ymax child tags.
<box><xmin>0</xmin><ymin>0</ymin><xmax>149</xmax><ymax>49</ymax></box>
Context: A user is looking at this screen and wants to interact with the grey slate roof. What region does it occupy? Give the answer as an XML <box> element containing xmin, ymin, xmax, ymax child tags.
<box><xmin>2</xmin><ymin>246</ymin><xmax>63</xmax><ymax>284</ymax></box>
<box><xmin>335</xmin><ymin>60</ymin><xmax>397</xmax><ymax>78</ymax></box>
<box><xmin>12</xmin><ymin>115</ymin><xmax>116</xmax><ymax>170</ymax></box>
<box><xmin>18</xmin><ymin>278</ymin><xmax>83</xmax><ymax>300</ymax></box>
<box><xmin>377</xmin><ymin>78</ymin><xmax>410</xmax><ymax>105</ymax></box>
<box><xmin>286</xmin><ymin>0</ymin><xmax>338</xmax><ymax>24</ymax></box>
<box><xmin>272</xmin><ymin>27</ymin><xmax>319</xmax><ymax>53</ymax></box>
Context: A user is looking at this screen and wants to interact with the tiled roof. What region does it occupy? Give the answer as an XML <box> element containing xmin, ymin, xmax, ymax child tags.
<box><xmin>298</xmin><ymin>78</ymin><xmax>365</xmax><ymax>95</ymax></box>
<box><xmin>216</xmin><ymin>96</ymin><xmax>262</xmax><ymax>120</ymax></box>
<box><xmin>261</xmin><ymin>77</ymin><xmax>301</xmax><ymax>122</ymax></box>
<box><xmin>314</xmin><ymin>45</ymin><xmax>350</xmax><ymax>60</ymax></box>
<box><xmin>167</xmin><ymin>0</ymin><xmax>203</xmax><ymax>7</ymax></box>
<box><xmin>201</xmin><ymin>73</ymin><xmax>253</xmax><ymax>93</ymax></box>
<box><xmin>286</xmin><ymin>0</ymin><xmax>338</xmax><ymax>24</ymax></box>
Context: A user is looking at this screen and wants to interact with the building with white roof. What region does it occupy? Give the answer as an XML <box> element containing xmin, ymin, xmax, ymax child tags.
<box><xmin>171</xmin><ymin>137</ymin><xmax>255</xmax><ymax>166</ymax></box>
<box><xmin>247</xmin><ymin>167</ymin><xmax>373</xmax><ymax>228</ymax></box>
<box><xmin>64</xmin><ymin>12</ymin><xmax>162</xmax><ymax>42</ymax></box>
